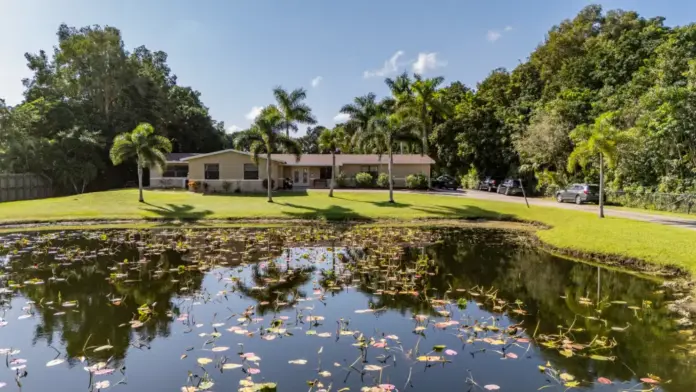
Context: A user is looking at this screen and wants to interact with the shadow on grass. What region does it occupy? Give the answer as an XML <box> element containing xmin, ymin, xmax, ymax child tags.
<box><xmin>332</xmin><ymin>195</ymin><xmax>412</xmax><ymax>208</ymax></box>
<box><xmin>276</xmin><ymin>201</ymin><xmax>372</xmax><ymax>221</ymax></box>
<box><xmin>204</xmin><ymin>190</ymin><xmax>309</xmax><ymax>198</ymax></box>
<box><xmin>141</xmin><ymin>203</ymin><xmax>213</xmax><ymax>222</ymax></box>
<box><xmin>410</xmin><ymin>204</ymin><xmax>517</xmax><ymax>221</ymax></box>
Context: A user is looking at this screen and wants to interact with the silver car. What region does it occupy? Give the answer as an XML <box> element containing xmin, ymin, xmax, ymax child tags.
<box><xmin>556</xmin><ymin>184</ymin><xmax>601</xmax><ymax>205</ymax></box>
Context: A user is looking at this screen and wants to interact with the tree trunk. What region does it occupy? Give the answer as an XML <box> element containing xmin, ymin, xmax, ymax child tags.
<box><xmin>329</xmin><ymin>151</ymin><xmax>335</xmax><ymax>197</ymax></box>
<box><xmin>286</xmin><ymin>124</ymin><xmax>290</xmax><ymax>138</ymax></box>
<box><xmin>599</xmin><ymin>153</ymin><xmax>605</xmax><ymax>218</ymax></box>
<box><xmin>267</xmin><ymin>151</ymin><xmax>273</xmax><ymax>203</ymax></box>
<box><xmin>137</xmin><ymin>164</ymin><xmax>144</xmax><ymax>203</ymax></box>
<box><xmin>388</xmin><ymin>149</ymin><xmax>394</xmax><ymax>203</ymax></box>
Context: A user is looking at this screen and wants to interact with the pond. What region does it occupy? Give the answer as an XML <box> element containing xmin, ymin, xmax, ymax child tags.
<box><xmin>0</xmin><ymin>226</ymin><xmax>694</xmax><ymax>392</ymax></box>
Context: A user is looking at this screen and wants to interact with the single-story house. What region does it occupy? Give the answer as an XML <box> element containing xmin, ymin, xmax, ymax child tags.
<box><xmin>150</xmin><ymin>149</ymin><xmax>434</xmax><ymax>192</ymax></box>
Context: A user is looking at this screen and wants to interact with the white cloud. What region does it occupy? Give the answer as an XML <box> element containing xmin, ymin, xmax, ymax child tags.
<box><xmin>487</xmin><ymin>26</ymin><xmax>513</xmax><ymax>42</ymax></box>
<box><xmin>333</xmin><ymin>113</ymin><xmax>351</xmax><ymax>123</ymax></box>
<box><xmin>245</xmin><ymin>106</ymin><xmax>263</xmax><ymax>120</ymax></box>
<box><xmin>226</xmin><ymin>125</ymin><xmax>241</xmax><ymax>133</ymax></box>
<box><xmin>311</xmin><ymin>76</ymin><xmax>323</xmax><ymax>87</ymax></box>
<box><xmin>487</xmin><ymin>30</ymin><xmax>502</xmax><ymax>42</ymax></box>
<box><xmin>412</xmin><ymin>52</ymin><xmax>447</xmax><ymax>74</ymax></box>
<box><xmin>363</xmin><ymin>50</ymin><xmax>406</xmax><ymax>78</ymax></box>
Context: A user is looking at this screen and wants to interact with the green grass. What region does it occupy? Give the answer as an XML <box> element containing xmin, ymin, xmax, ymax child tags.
<box><xmin>1</xmin><ymin>189</ymin><xmax>695</xmax><ymax>274</ymax></box>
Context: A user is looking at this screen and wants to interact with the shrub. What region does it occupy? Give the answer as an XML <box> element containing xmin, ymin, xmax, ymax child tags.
<box><xmin>222</xmin><ymin>181</ymin><xmax>232</xmax><ymax>193</ymax></box>
<box><xmin>405</xmin><ymin>173</ymin><xmax>428</xmax><ymax>190</ymax></box>
<box><xmin>187</xmin><ymin>180</ymin><xmax>201</xmax><ymax>192</ymax></box>
<box><xmin>262</xmin><ymin>178</ymin><xmax>275</xmax><ymax>189</ymax></box>
<box><xmin>335</xmin><ymin>172</ymin><xmax>349</xmax><ymax>188</ymax></box>
<box><xmin>355</xmin><ymin>172</ymin><xmax>374</xmax><ymax>188</ymax></box>
<box><xmin>460</xmin><ymin>166</ymin><xmax>479</xmax><ymax>190</ymax></box>
<box><xmin>202</xmin><ymin>182</ymin><xmax>210</xmax><ymax>193</ymax></box>
<box><xmin>376</xmin><ymin>173</ymin><xmax>391</xmax><ymax>188</ymax></box>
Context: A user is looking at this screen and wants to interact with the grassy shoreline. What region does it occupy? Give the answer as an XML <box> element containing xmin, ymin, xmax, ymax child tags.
<box><xmin>1</xmin><ymin>189</ymin><xmax>695</xmax><ymax>274</ymax></box>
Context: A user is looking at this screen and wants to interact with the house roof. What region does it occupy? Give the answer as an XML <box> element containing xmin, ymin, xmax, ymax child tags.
<box><xmin>179</xmin><ymin>149</ymin><xmax>286</xmax><ymax>163</ymax></box>
<box><xmin>166</xmin><ymin>153</ymin><xmax>199</xmax><ymax>162</ymax></box>
<box><xmin>270</xmin><ymin>154</ymin><xmax>435</xmax><ymax>166</ymax></box>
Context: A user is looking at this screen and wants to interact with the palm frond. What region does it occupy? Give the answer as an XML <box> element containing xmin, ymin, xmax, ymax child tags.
<box><xmin>109</xmin><ymin>133</ymin><xmax>135</xmax><ymax>165</ymax></box>
<box><xmin>276</xmin><ymin>134</ymin><xmax>303</xmax><ymax>162</ymax></box>
<box><xmin>249</xmin><ymin>140</ymin><xmax>266</xmax><ymax>165</ymax></box>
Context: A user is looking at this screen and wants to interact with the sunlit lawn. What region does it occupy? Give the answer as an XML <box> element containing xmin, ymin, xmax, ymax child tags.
<box><xmin>1</xmin><ymin>189</ymin><xmax>696</xmax><ymax>273</ymax></box>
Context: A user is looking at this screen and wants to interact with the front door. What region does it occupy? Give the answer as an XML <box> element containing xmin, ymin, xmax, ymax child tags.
<box><xmin>293</xmin><ymin>168</ymin><xmax>309</xmax><ymax>186</ymax></box>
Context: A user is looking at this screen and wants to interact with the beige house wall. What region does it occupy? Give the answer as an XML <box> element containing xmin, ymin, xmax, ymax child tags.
<box><xmin>187</xmin><ymin>151</ymin><xmax>282</xmax><ymax>190</ymax></box>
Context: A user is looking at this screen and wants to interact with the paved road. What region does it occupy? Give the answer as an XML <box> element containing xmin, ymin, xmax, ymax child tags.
<box><xmin>427</xmin><ymin>189</ymin><xmax>696</xmax><ymax>231</ymax></box>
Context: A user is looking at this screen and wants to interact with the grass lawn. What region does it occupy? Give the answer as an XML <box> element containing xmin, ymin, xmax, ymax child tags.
<box><xmin>1</xmin><ymin>189</ymin><xmax>695</xmax><ymax>274</ymax></box>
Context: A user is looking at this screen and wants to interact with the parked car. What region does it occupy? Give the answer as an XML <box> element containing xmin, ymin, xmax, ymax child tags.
<box><xmin>478</xmin><ymin>176</ymin><xmax>502</xmax><ymax>192</ymax></box>
<box><xmin>556</xmin><ymin>184</ymin><xmax>601</xmax><ymax>204</ymax></box>
<box><xmin>497</xmin><ymin>179</ymin><xmax>524</xmax><ymax>196</ymax></box>
<box><xmin>432</xmin><ymin>175</ymin><xmax>459</xmax><ymax>190</ymax></box>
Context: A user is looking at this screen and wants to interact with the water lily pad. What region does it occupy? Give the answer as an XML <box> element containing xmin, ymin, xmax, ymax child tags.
<box><xmin>212</xmin><ymin>346</ymin><xmax>229</xmax><ymax>352</ymax></box>
<box><xmin>197</xmin><ymin>357</ymin><xmax>213</xmax><ymax>365</ymax></box>
<box><xmin>364</xmin><ymin>365</ymin><xmax>383</xmax><ymax>371</ymax></box>
<box><xmin>223</xmin><ymin>363</ymin><xmax>243</xmax><ymax>370</ymax></box>
<box><xmin>46</xmin><ymin>359</ymin><xmax>65</xmax><ymax>367</ymax></box>
<box><xmin>289</xmin><ymin>359</ymin><xmax>308</xmax><ymax>365</ymax></box>
<box><xmin>484</xmin><ymin>385</ymin><xmax>500</xmax><ymax>390</ymax></box>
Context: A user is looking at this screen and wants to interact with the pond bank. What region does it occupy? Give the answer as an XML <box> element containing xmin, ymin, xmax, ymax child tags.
<box><xmin>0</xmin><ymin>217</ymin><xmax>691</xmax><ymax>279</ymax></box>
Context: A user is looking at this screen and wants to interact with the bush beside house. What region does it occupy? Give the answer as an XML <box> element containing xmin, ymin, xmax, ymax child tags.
<box><xmin>355</xmin><ymin>172</ymin><xmax>374</xmax><ymax>188</ymax></box>
<box><xmin>376</xmin><ymin>173</ymin><xmax>390</xmax><ymax>188</ymax></box>
<box><xmin>406</xmin><ymin>174</ymin><xmax>428</xmax><ymax>190</ymax></box>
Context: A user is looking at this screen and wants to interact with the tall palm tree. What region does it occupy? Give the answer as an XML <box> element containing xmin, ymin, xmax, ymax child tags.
<box><xmin>358</xmin><ymin>114</ymin><xmax>421</xmax><ymax>203</ymax></box>
<box><xmin>385</xmin><ymin>72</ymin><xmax>413</xmax><ymax>153</ymax></box>
<box><xmin>339</xmin><ymin>93</ymin><xmax>381</xmax><ymax>140</ymax></box>
<box><xmin>273</xmin><ymin>87</ymin><xmax>316</xmax><ymax>138</ymax></box>
<box><xmin>567</xmin><ymin>112</ymin><xmax>632</xmax><ymax>218</ymax></box>
<box><xmin>235</xmin><ymin>105</ymin><xmax>302</xmax><ymax>203</ymax></box>
<box><xmin>318</xmin><ymin>126</ymin><xmax>347</xmax><ymax>197</ymax></box>
<box><xmin>409</xmin><ymin>74</ymin><xmax>445</xmax><ymax>186</ymax></box>
<box><xmin>109</xmin><ymin>123</ymin><xmax>172</xmax><ymax>203</ymax></box>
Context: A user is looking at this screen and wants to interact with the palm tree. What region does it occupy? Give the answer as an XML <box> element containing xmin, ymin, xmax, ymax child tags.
<box><xmin>358</xmin><ymin>114</ymin><xmax>420</xmax><ymax>203</ymax></box>
<box><xmin>273</xmin><ymin>87</ymin><xmax>316</xmax><ymax>138</ymax></box>
<box><xmin>235</xmin><ymin>105</ymin><xmax>302</xmax><ymax>203</ymax></box>
<box><xmin>318</xmin><ymin>126</ymin><xmax>347</xmax><ymax>197</ymax></box>
<box><xmin>339</xmin><ymin>93</ymin><xmax>381</xmax><ymax>141</ymax></box>
<box><xmin>408</xmin><ymin>74</ymin><xmax>446</xmax><ymax>186</ymax></box>
<box><xmin>109</xmin><ymin>123</ymin><xmax>172</xmax><ymax>203</ymax></box>
<box><xmin>567</xmin><ymin>112</ymin><xmax>632</xmax><ymax>218</ymax></box>
<box><xmin>385</xmin><ymin>72</ymin><xmax>413</xmax><ymax>154</ymax></box>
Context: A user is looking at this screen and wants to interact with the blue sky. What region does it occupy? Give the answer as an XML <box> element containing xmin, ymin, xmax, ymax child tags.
<box><xmin>1</xmin><ymin>0</ymin><xmax>695</xmax><ymax>135</ymax></box>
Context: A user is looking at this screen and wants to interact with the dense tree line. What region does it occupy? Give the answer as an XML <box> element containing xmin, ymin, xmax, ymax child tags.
<box><xmin>2</xmin><ymin>5</ymin><xmax>696</xmax><ymax>196</ymax></box>
<box><xmin>0</xmin><ymin>24</ymin><xmax>227</xmax><ymax>193</ymax></box>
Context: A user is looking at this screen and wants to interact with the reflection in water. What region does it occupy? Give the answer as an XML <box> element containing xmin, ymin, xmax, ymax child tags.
<box><xmin>0</xmin><ymin>227</ymin><xmax>694</xmax><ymax>392</ymax></box>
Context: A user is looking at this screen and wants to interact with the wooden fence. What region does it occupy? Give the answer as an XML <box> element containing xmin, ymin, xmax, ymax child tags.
<box><xmin>0</xmin><ymin>173</ymin><xmax>52</xmax><ymax>202</ymax></box>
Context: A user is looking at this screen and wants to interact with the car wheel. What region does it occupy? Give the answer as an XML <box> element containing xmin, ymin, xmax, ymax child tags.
<box><xmin>575</xmin><ymin>195</ymin><xmax>582</xmax><ymax>205</ymax></box>
<box><xmin>556</xmin><ymin>194</ymin><xmax>563</xmax><ymax>203</ymax></box>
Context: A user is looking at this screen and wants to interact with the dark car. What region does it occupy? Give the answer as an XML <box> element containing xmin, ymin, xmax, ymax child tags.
<box><xmin>433</xmin><ymin>175</ymin><xmax>459</xmax><ymax>190</ymax></box>
<box><xmin>478</xmin><ymin>176</ymin><xmax>502</xmax><ymax>192</ymax></box>
<box><xmin>497</xmin><ymin>179</ymin><xmax>524</xmax><ymax>196</ymax></box>
<box><xmin>556</xmin><ymin>184</ymin><xmax>601</xmax><ymax>205</ymax></box>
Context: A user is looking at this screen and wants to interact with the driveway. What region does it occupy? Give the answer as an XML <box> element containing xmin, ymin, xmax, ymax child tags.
<box><xmin>427</xmin><ymin>189</ymin><xmax>696</xmax><ymax>231</ymax></box>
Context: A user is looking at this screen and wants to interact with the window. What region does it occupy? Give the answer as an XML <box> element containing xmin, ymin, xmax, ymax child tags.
<box><xmin>204</xmin><ymin>164</ymin><xmax>219</xmax><ymax>180</ymax></box>
<box><xmin>244</xmin><ymin>163</ymin><xmax>259</xmax><ymax>180</ymax></box>
<box><xmin>162</xmin><ymin>165</ymin><xmax>188</xmax><ymax>178</ymax></box>
<box><xmin>319</xmin><ymin>166</ymin><xmax>332</xmax><ymax>180</ymax></box>
<box><xmin>293</xmin><ymin>169</ymin><xmax>299</xmax><ymax>182</ymax></box>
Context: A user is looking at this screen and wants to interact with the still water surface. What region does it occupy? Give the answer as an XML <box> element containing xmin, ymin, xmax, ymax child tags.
<box><xmin>0</xmin><ymin>227</ymin><xmax>693</xmax><ymax>391</ymax></box>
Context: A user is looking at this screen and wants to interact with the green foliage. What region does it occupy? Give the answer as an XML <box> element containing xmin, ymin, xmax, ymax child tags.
<box><xmin>406</xmin><ymin>174</ymin><xmax>428</xmax><ymax>190</ymax></box>
<box><xmin>335</xmin><ymin>172</ymin><xmax>349</xmax><ymax>188</ymax></box>
<box><xmin>460</xmin><ymin>166</ymin><xmax>479</xmax><ymax>190</ymax></box>
<box><xmin>273</xmin><ymin>87</ymin><xmax>316</xmax><ymax>137</ymax></box>
<box><xmin>376</xmin><ymin>173</ymin><xmax>391</xmax><ymax>188</ymax></box>
<box><xmin>355</xmin><ymin>172</ymin><xmax>374</xmax><ymax>188</ymax></box>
